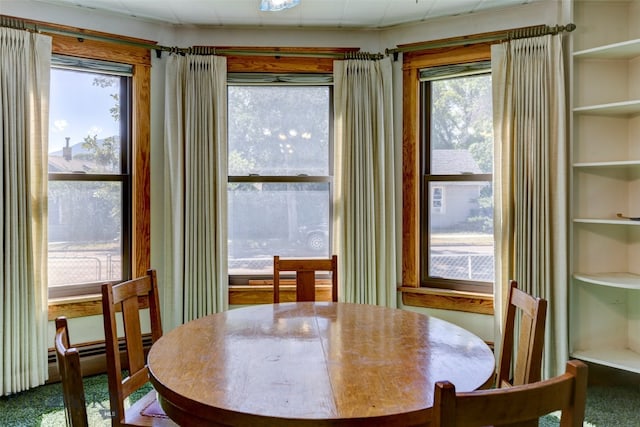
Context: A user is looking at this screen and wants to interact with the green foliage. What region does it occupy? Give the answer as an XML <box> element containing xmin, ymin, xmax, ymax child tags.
<box><xmin>72</xmin><ymin>76</ymin><xmax>121</xmax><ymax>172</ymax></box>
<box><xmin>78</xmin><ymin>134</ymin><xmax>120</xmax><ymax>172</ymax></box>
<box><xmin>467</xmin><ymin>184</ymin><xmax>494</xmax><ymax>233</ymax></box>
<box><xmin>430</xmin><ymin>74</ymin><xmax>494</xmax><ymax>230</ymax></box>
<box><xmin>93</xmin><ymin>75</ymin><xmax>120</xmax><ymax>122</ymax></box>
<box><xmin>49</xmin><ymin>181</ymin><xmax>121</xmax><ymax>242</ymax></box>
<box><xmin>431</xmin><ymin>74</ymin><xmax>493</xmax><ymax>173</ymax></box>
<box><xmin>52</xmin><ymin>75</ymin><xmax>122</xmax><ymax>244</ymax></box>
<box><xmin>228</xmin><ymin>86</ymin><xmax>329</xmax><ymax>175</ymax></box>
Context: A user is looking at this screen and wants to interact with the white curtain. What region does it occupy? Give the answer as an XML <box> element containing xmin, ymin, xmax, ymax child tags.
<box><xmin>333</xmin><ymin>57</ymin><xmax>397</xmax><ymax>307</ymax></box>
<box><xmin>0</xmin><ymin>28</ymin><xmax>51</xmax><ymax>395</ymax></box>
<box><xmin>492</xmin><ymin>34</ymin><xmax>568</xmax><ymax>378</ymax></box>
<box><xmin>164</xmin><ymin>54</ymin><xmax>228</xmax><ymax>329</ymax></box>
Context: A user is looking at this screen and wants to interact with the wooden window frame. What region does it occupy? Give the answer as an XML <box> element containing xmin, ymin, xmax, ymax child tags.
<box><xmin>400</xmin><ymin>37</ymin><xmax>494</xmax><ymax>315</ymax></box>
<box><xmin>39</xmin><ymin>20</ymin><xmax>152</xmax><ymax>316</ymax></box>
<box><xmin>225</xmin><ymin>47</ymin><xmax>355</xmax><ymax>305</ymax></box>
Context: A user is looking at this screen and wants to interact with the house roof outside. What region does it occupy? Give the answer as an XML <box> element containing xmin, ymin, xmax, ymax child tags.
<box><xmin>48</xmin><ymin>155</ymin><xmax>99</xmax><ymax>173</ymax></box>
<box><xmin>431</xmin><ymin>149</ymin><xmax>482</xmax><ymax>175</ymax></box>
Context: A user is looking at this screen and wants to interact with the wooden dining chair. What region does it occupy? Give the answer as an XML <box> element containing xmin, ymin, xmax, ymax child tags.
<box><xmin>432</xmin><ymin>359</ymin><xmax>588</xmax><ymax>427</ymax></box>
<box><xmin>101</xmin><ymin>269</ymin><xmax>177</xmax><ymax>427</ymax></box>
<box><xmin>55</xmin><ymin>316</ymin><xmax>89</xmax><ymax>427</ymax></box>
<box><xmin>273</xmin><ymin>255</ymin><xmax>338</xmax><ymax>303</ymax></box>
<box><xmin>496</xmin><ymin>279</ymin><xmax>548</xmax><ymax>388</ymax></box>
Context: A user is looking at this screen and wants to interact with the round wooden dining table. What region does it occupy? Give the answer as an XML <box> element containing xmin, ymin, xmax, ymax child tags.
<box><xmin>148</xmin><ymin>302</ymin><xmax>495</xmax><ymax>426</ymax></box>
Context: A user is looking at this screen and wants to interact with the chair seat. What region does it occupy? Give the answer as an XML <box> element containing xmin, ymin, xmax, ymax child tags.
<box><xmin>124</xmin><ymin>390</ymin><xmax>177</xmax><ymax>427</ymax></box>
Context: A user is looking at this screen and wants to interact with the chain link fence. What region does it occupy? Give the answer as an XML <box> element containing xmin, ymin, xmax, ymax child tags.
<box><xmin>431</xmin><ymin>253</ymin><xmax>494</xmax><ymax>282</ymax></box>
<box><xmin>48</xmin><ymin>250</ymin><xmax>121</xmax><ymax>286</ymax></box>
<box><xmin>48</xmin><ymin>250</ymin><xmax>493</xmax><ymax>284</ymax></box>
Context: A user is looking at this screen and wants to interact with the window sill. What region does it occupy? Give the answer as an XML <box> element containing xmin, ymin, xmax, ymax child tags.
<box><xmin>399</xmin><ymin>286</ymin><xmax>494</xmax><ymax>315</ymax></box>
<box><xmin>50</xmin><ymin>285</ymin><xmax>490</xmax><ymax>319</ymax></box>
<box><xmin>47</xmin><ymin>284</ymin><xmax>335</xmax><ymax>319</ymax></box>
<box><xmin>48</xmin><ymin>294</ymin><xmax>103</xmax><ymax>320</ymax></box>
<box><xmin>229</xmin><ymin>284</ymin><xmax>333</xmax><ymax>305</ymax></box>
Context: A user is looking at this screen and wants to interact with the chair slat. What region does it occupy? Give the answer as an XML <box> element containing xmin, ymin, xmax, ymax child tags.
<box><xmin>273</xmin><ymin>255</ymin><xmax>338</xmax><ymax>303</ymax></box>
<box><xmin>55</xmin><ymin>316</ymin><xmax>88</xmax><ymax>427</ymax></box>
<box><xmin>496</xmin><ymin>280</ymin><xmax>548</xmax><ymax>387</ymax></box>
<box><xmin>433</xmin><ymin>360</ymin><xmax>588</xmax><ymax>427</ymax></box>
<box><xmin>101</xmin><ymin>269</ymin><xmax>177</xmax><ymax>427</ymax></box>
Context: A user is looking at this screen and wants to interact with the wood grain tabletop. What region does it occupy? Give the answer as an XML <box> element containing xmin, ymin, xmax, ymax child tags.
<box><xmin>148</xmin><ymin>302</ymin><xmax>495</xmax><ymax>426</ymax></box>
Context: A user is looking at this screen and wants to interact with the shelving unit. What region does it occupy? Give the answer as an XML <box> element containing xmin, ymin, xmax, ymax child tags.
<box><xmin>571</xmin><ymin>0</ymin><xmax>640</xmax><ymax>374</ymax></box>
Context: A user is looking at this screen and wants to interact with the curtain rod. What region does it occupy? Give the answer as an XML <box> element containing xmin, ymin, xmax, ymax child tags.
<box><xmin>1</xmin><ymin>15</ymin><xmax>573</xmax><ymax>60</ymax></box>
<box><xmin>0</xmin><ymin>15</ymin><xmax>383</xmax><ymax>60</ymax></box>
<box><xmin>386</xmin><ymin>23</ymin><xmax>576</xmax><ymax>57</ymax></box>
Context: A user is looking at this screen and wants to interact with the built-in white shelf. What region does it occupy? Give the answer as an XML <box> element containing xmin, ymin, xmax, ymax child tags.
<box><xmin>570</xmin><ymin>0</ymin><xmax>640</xmax><ymax>375</ymax></box>
<box><xmin>573</xmin><ymin>100</ymin><xmax>640</xmax><ymax>116</ymax></box>
<box><xmin>574</xmin><ymin>272</ymin><xmax>640</xmax><ymax>290</ymax></box>
<box><xmin>573</xmin><ymin>160</ymin><xmax>640</xmax><ymax>168</ymax></box>
<box><xmin>573</xmin><ymin>38</ymin><xmax>640</xmax><ymax>59</ymax></box>
<box><xmin>571</xmin><ymin>348</ymin><xmax>640</xmax><ymax>374</ymax></box>
<box><xmin>573</xmin><ymin>218</ymin><xmax>640</xmax><ymax>225</ymax></box>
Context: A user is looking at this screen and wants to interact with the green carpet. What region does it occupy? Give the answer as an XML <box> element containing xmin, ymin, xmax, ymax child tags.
<box><xmin>0</xmin><ymin>374</ymin><xmax>152</xmax><ymax>426</ymax></box>
<box><xmin>1</xmin><ymin>375</ymin><xmax>639</xmax><ymax>426</ymax></box>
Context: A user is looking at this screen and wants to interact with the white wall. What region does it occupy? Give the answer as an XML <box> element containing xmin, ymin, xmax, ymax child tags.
<box><xmin>2</xmin><ymin>0</ymin><xmax>569</xmax><ymax>344</ymax></box>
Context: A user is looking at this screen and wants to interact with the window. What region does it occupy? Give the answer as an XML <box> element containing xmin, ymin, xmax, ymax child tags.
<box><xmin>421</xmin><ymin>65</ymin><xmax>494</xmax><ymax>293</ymax></box>
<box><xmin>48</xmin><ymin>56</ymin><xmax>131</xmax><ymax>298</ymax></box>
<box><xmin>401</xmin><ymin>39</ymin><xmax>495</xmax><ymax>311</ymax></box>
<box><xmin>227</xmin><ymin>81</ymin><xmax>333</xmax><ymax>279</ymax></box>
<box><xmin>46</xmin><ymin>29</ymin><xmax>151</xmax><ymax>300</ymax></box>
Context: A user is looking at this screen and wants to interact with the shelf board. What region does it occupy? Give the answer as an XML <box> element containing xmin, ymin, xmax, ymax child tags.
<box><xmin>571</xmin><ymin>349</ymin><xmax>640</xmax><ymax>374</ymax></box>
<box><xmin>573</xmin><ymin>218</ymin><xmax>640</xmax><ymax>225</ymax></box>
<box><xmin>573</xmin><ymin>160</ymin><xmax>640</xmax><ymax>168</ymax></box>
<box><xmin>573</xmin><ymin>272</ymin><xmax>640</xmax><ymax>290</ymax></box>
<box><xmin>574</xmin><ymin>38</ymin><xmax>640</xmax><ymax>59</ymax></box>
<box><xmin>573</xmin><ymin>100</ymin><xmax>640</xmax><ymax>116</ymax></box>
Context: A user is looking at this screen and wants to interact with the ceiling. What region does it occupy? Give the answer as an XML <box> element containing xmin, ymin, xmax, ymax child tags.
<box><xmin>32</xmin><ymin>0</ymin><xmax>539</xmax><ymax>29</ymax></box>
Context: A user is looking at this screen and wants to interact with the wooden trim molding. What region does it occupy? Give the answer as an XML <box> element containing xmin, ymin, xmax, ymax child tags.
<box><xmin>47</xmin><ymin>285</ymin><xmax>333</xmax><ymax>318</ymax></box>
<box><xmin>48</xmin><ymin>296</ymin><xmax>103</xmax><ymax>320</ymax></box>
<box><xmin>44</xmin><ymin>19</ymin><xmax>152</xmax><ymax>295</ymax></box>
<box><xmin>225</xmin><ymin>46</ymin><xmax>357</xmax><ymax>73</ymax></box>
<box><xmin>402</xmin><ymin>42</ymin><xmax>494</xmax><ymax>71</ymax></box>
<box><xmin>402</xmin><ymin>66</ymin><xmax>421</xmax><ymax>288</ymax></box>
<box><xmin>401</xmin><ymin>35</ymin><xmax>493</xmax><ymax>307</ymax></box>
<box><xmin>132</xmin><ymin>64</ymin><xmax>152</xmax><ymax>277</ymax></box>
<box><xmin>229</xmin><ymin>285</ymin><xmax>333</xmax><ymax>305</ymax></box>
<box><xmin>399</xmin><ymin>287</ymin><xmax>494</xmax><ymax>315</ymax></box>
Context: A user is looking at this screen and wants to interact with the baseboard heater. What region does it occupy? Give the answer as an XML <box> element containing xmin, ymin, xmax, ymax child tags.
<box><xmin>47</xmin><ymin>333</ymin><xmax>153</xmax><ymax>383</ymax></box>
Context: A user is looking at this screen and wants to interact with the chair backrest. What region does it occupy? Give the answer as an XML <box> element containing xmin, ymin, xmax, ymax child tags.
<box><xmin>496</xmin><ymin>280</ymin><xmax>548</xmax><ymax>387</ymax></box>
<box><xmin>432</xmin><ymin>359</ymin><xmax>588</xmax><ymax>427</ymax></box>
<box><xmin>273</xmin><ymin>255</ymin><xmax>338</xmax><ymax>303</ymax></box>
<box><xmin>55</xmin><ymin>316</ymin><xmax>89</xmax><ymax>427</ymax></box>
<box><xmin>101</xmin><ymin>269</ymin><xmax>163</xmax><ymax>426</ymax></box>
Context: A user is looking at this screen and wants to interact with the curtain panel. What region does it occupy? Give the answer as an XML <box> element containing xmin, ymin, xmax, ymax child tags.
<box><xmin>164</xmin><ymin>54</ymin><xmax>228</xmax><ymax>329</ymax></box>
<box><xmin>333</xmin><ymin>57</ymin><xmax>397</xmax><ymax>307</ymax></box>
<box><xmin>0</xmin><ymin>28</ymin><xmax>51</xmax><ymax>395</ymax></box>
<box><xmin>492</xmin><ymin>34</ymin><xmax>568</xmax><ymax>378</ymax></box>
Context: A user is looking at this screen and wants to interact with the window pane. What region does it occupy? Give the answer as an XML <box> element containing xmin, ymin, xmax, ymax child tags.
<box><xmin>48</xmin><ymin>181</ymin><xmax>122</xmax><ymax>286</ymax></box>
<box><xmin>228</xmin><ymin>86</ymin><xmax>329</xmax><ymax>176</ymax></box>
<box><xmin>228</xmin><ymin>182</ymin><xmax>330</xmax><ymax>275</ymax></box>
<box><xmin>49</xmin><ymin>68</ymin><xmax>122</xmax><ymax>174</ymax></box>
<box><xmin>430</xmin><ymin>74</ymin><xmax>492</xmax><ymax>175</ymax></box>
<box><xmin>428</xmin><ymin>181</ymin><xmax>494</xmax><ymax>282</ymax></box>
